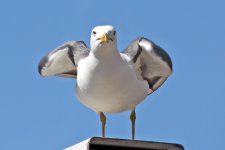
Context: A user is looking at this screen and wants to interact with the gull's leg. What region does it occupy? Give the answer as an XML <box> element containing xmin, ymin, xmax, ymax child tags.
<box><xmin>130</xmin><ymin>109</ymin><xmax>136</xmax><ymax>140</ymax></box>
<box><xmin>100</xmin><ymin>112</ymin><xmax>106</xmax><ymax>138</ymax></box>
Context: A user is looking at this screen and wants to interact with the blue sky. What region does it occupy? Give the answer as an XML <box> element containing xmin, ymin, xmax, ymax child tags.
<box><xmin>0</xmin><ymin>0</ymin><xmax>225</xmax><ymax>149</ymax></box>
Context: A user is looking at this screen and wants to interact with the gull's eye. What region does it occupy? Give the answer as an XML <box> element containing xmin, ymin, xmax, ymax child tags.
<box><xmin>113</xmin><ymin>31</ymin><xmax>116</xmax><ymax>35</ymax></box>
<box><xmin>93</xmin><ymin>31</ymin><xmax>97</xmax><ymax>36</ymax></box>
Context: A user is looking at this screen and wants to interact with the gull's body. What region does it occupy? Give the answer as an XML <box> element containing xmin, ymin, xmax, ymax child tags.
<box><xmin>38</xmin><ymin>25</ymin><xmax>173</xmax><ymax>139</ymax></box>
<box><xmin>76</xmin><ymin>45</ymin><xmax>149</xmax><ymax>113</ymax></box>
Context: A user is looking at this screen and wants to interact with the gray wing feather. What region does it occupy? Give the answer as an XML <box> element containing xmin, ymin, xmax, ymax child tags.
<box><xmin>122</xmin><ymin>37</ymin><xmax>172</xmax><ymax>93</ymax></box>
<box><xmin>38</xmin><ymin>41</ymin><xmax>90</xmax><ymax>78</ymax></box>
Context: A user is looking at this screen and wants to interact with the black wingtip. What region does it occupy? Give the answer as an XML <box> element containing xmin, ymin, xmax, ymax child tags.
<box><xmin>38</xmin><ymin>56</ymin><xmax>48</xmax><ymax>76</ymax></box>
<box><xmin>138</xmin><ymin>37</ymin><xmax>143</xmax><ymax>42</ymax></box>
<box><xmin>132</xmin><ymin>38</ymin><xmax>143</xmax><ymax>63</ymax></box>
<box><xmin>77</xmin><ymin>41</ymin><xmax>87</xmax><ymax>47</ymax></box>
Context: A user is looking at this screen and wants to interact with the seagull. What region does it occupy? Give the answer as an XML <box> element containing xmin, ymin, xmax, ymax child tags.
<box><xmin>38</xmin><ymin>25</ymin><xmax>172</xmax><ymax>140</ymax></box>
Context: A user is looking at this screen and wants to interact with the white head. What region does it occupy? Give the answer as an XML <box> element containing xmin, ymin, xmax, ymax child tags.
<box><xmin>90</xmin><ymin>25</ymin><xmax>117</xmax><ymax>52</ymax></box>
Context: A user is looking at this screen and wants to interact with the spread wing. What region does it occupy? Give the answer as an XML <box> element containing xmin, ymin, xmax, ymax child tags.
<box><xmin>122</xmin><ymin>37</ymin><xmax>173</xmax><ymax>94</ymax></box>
<box><xmin>38</xmin><ymin>41</ymin><xmax>90</xmax><ymax>78</ymax></box>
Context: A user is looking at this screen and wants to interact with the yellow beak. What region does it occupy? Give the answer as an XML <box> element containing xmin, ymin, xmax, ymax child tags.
<box><xmin>99</xmin><ymin>32</ymin><xmax>109</xmax><ymax>43</ymax></box>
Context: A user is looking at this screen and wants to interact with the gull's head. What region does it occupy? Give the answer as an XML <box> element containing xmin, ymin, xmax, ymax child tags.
<box><xmin>90</xmin><ymin>25</ymin><xmax>117</xmax><ymax>51</ymax></box>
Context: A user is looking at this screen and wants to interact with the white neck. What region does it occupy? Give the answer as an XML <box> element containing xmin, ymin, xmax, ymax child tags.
<box><xmin>90</xmin><ymin>45</ymin><xmax>121</xmax><ymax>61</ymax></box>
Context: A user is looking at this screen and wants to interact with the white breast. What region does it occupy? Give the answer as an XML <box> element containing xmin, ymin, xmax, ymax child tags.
<box><xmin>76</xmin><ymin>51</ymin><xmax>149</xmax><ymax>113</ymax></box>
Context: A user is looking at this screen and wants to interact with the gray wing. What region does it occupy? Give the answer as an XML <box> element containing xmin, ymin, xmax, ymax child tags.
<box><xmin>122</xmin><ymin>37</ymin><xmax>172</xmax><ymax>93</ymax></box>
<box><xmin>38</xmin><ymin>41</ymin><xmax>90</xmax><ymax>78</ymax></box>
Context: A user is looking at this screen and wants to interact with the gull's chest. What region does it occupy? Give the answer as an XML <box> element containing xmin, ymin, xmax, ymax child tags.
<box><xmin>77</xmin><ymin>55</ymin><xmax>126</xmax><ymax>93</ymax></box>
<box><xmin>75</xmin><ymin>54</ymin><xmax>149</xmax><ymax>113</ymax></box>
